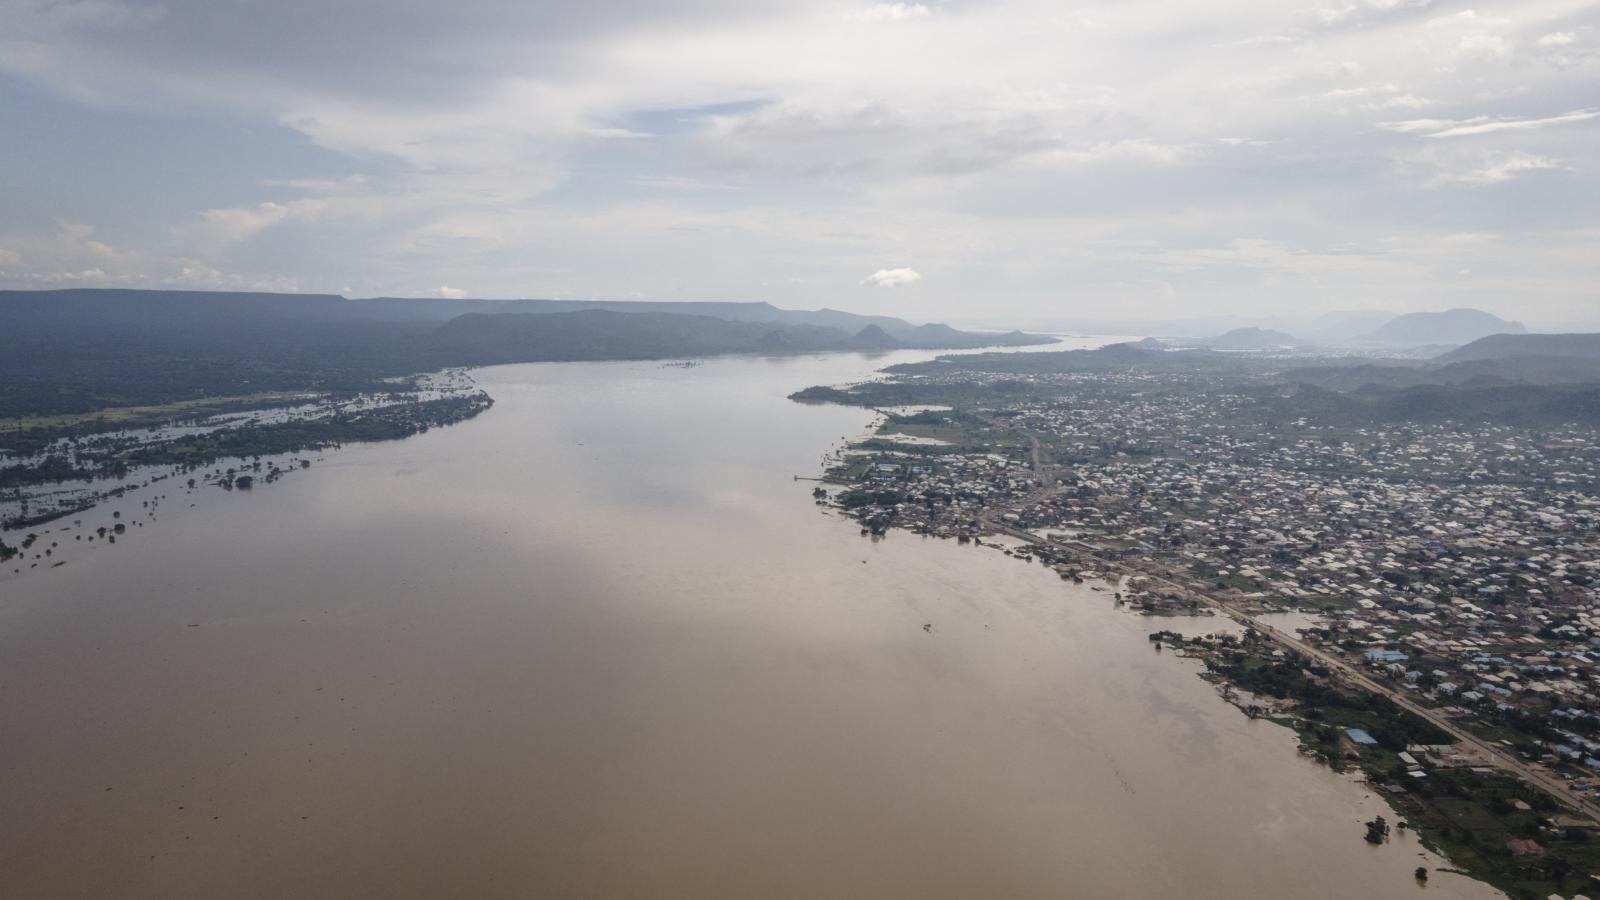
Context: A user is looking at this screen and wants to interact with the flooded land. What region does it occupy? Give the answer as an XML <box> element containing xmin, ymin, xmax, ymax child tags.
<box><xmin>0</xmin><ymin>370</ymin><xmax>490</xmax><ymax>534</ymax></box>
<box><xmin>0</xmin><ymin>348</ymin><xmax>1502</xmax><ymax>898</ymax></box>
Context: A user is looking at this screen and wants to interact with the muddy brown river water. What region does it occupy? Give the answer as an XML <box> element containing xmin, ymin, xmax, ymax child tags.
<box><xmin>0</xmin><ymin>346</ymin><xmax>1502</xmax><ymax>898</ymax></box>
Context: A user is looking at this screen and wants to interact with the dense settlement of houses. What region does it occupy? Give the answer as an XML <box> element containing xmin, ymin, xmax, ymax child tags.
<box><xmin>828</xmin><ymin>368</ymin><xmax>1600</xmax><ymax>797</ymax></box>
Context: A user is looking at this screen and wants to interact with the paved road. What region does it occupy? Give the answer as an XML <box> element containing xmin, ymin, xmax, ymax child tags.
<box><xmin>981</xmin><ymin>482</ymin><xmax>1600</xmax><ymax>823</ymax></box>
<box><xmin>1236</xmin><ymin>602</ymin><xmax>1600</xmax><ymax>823</ymax></box>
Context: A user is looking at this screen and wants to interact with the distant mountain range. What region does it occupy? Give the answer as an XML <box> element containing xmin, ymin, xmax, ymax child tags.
<box><xmin>352</xmin><ymin>296</ymin><xmax>922</xmax><ymax>333</ymax></box>
<box><xmin>412</xmin><ymin>310</ymin><xmax>1018</xmax><ymax>363</ymax></box>
<box><xmin>0</xmin><ymin>289</ymin><xmax>1052</xmax><ymax>418</ymax></box>
<box><xmin>1438</xmin><ymin>332</ymin><xmax>1600</xmax><ymax>363</ymax></box>
<box><xmin>872</xmin><ymin>338</ymin><xmax>1600</xmax><ymax>426</ymax></box>
<box><xmin>1</xmin><ymin>289</ymin><xmax>1045</xmax><ymax>350</ymax></box>
<box><xmin>1298</xmin><ymin>310</ymin><xmax>1399</xmax><ymax>342</ymax></box>
<box><xmin>1362</xmin><ymin>308</ymin><xmax>1525</xmax><ymax>348</ymax></box>
<box><xmin>995</xmin><ymin>306</ymin><xmax>1553</xmax><ymax>350</ymax></box>
<box><xmin>1188</xmin><ymin>308</ymin><xmax>1528</xmax><ymax>352</ymax></box>
<box><xmin>1202</xmin><ymin>327</ymin><xmax>1305</xmax><ymax>351</ymax></box>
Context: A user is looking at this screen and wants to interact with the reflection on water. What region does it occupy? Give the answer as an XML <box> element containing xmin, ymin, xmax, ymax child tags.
<box><xmin>0</xmin><ymin>347</ymin><xmax>1497</xmax><ymax>899</ymax></box>
<box><xmin>1258</xmin><ymin>609</ymin><xmax>1330</xmax><ymax>636</ymax></box>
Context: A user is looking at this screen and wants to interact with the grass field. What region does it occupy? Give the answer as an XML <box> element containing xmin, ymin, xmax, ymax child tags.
<box><xmin>0</xmin><ymin>392</ymin><xmax>314</xmax><ymax>433</ymax></box>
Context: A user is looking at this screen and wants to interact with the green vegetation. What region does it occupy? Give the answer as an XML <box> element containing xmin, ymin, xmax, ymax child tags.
<box><xmin>1161</xmin><ymin>630</ymin><xmax>1600</xmax><ymax>899</ymax></box>
<box><xmin>0</xmin><ymin>392</ymin><xmax>310</xmax><ymax>434</ymax></box>
<box><xmin>3</xmin><ymin>393</ymin><xmax>490</xmax><ymax>490</ymax></box>
<box><xmin>867</xmin><ymin>409</ymin><xmax>1025</xmax><ymax>449</ymax></box>
<box><xmin>116</xmin><ymin>393</ymin><xmax>491</xmax><ymax>468</ymax></box>
<box><xmin>1</xmin><ymin>393</ymin><xmax>493</xmax><ymax>529</ymax></box>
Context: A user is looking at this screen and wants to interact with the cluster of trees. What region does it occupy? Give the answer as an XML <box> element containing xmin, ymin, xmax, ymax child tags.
<box><xmin>837</xmin><ymin>488</ymin><xmax>909</xmax><ymax>509</ymax></box>
<box><xmin>0</xmin><ymin>453</ymin><xmax>111</xmax><ymax>489</ymax></box>
<box><xmin>1210</xmin><ymin>648</ymin><xmax>1453</xmax><ymax>752</ymax></box>
<box><xmin>3</xmin><ymin>393</ymin><xmax>491</xmax><ymax>485</ymax></box>
<box><xmin>2</xmin><ymin>393</ymin><xmax>492</xmax><ymax>530</ymax></box>
<box><xmin>115</xmin><ymin>393</ymin><xmax>492</xmax><ymax>469</ymax></box>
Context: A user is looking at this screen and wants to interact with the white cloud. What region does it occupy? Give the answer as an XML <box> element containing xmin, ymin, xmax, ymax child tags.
<box><xmin>632</xmin><ymin>175</ymin><xmax>736</xmax><ymax>191</ymax></box>
<box><xmin>2</xmin><ymin>0</ymin><xmax>1598</xmax><ymax>320</ymax></box>
<box><xmin>1316</xmin><ymin>6</ymin><xmax>1359</xmax><ymax>26</ymax></box>
<box><xmin>1322</xmin><ymin>82</ymin><xmax>1431</xmax><ymax>111</ymax></box>
<box><xmin>1426</xmin><ymin>10</ymin><xmax>1511</xmax><ymax>29</ymax></box>
<box><xmin>192</xmin><ymin>202</ymin><xmax>300</xmax><ymax>242</ymax></box>
<box><xmin>437</xmin><ymin>285</ymin><xmax>468</xmax><ymax>298</ymax></box>
<box><xmin>1430</xmin><ymin>152</ymin><xmax>1562</xmax><ymax>186</ymax></box>
<box><xmin>0</xmin><ymin>222</ymin><xmax>299</xmax><ymax>291</ymax></box>
<box><xmin>845</xmin><ymin>4</ymin><xmax>932</xmax><ymax>23</ymax></box>
<box><xmin>260</xmin><ymin>175</ymin><xmax>371</xmax><ymax>193</ymax></box>
<box><xmin>1378</xmin><ymin>109</ymin><xmax>1600</xmax><ymax>138</ymax></box>
<box><xmin>1033</xmin><ymin>139</ymin><xmax>1193</xmax><ymax>167</ymax></box>
<box><xmin>861</xmin><ymin>267</ymin><xmax>922</xmax><ymax>287</ymax></box>
<box><xmin>1456</xmin><ymin>33</ymin><xmax>1509</xmax><ymax>57</ymax></box>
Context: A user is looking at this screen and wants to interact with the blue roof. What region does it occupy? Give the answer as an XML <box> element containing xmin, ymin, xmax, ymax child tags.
<box><xmin>1346</xmin><ymin>728</ymin><xmax>1379</xmax><ymax>746</ymax></box>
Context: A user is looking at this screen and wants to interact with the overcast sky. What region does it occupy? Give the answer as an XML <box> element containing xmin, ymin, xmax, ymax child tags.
<box><xmin>1</xmin><ymin>0</ymin><xmax>1597</xmax><ymax>324</ymax></box>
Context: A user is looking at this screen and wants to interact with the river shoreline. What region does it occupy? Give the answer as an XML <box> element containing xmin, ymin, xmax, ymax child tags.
<box><xmin>1</xmin><ymin>351</ymin><xmax>1507</xmax><ymax>899</ymax></box>
<box><xmin>801</xmin><ymin>354</ymin><xmax>1600</xmax><ymax>899</ymax></box>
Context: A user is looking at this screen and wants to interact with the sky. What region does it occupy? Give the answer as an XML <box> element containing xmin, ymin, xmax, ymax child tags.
<box><xmin>1</xmin><ymin>0</ymin><xmax>1597</xmax><ymax>326</ymax></box>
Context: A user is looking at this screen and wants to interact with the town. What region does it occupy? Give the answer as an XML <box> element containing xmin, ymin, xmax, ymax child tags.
<box><xmin>801</xmin><ymin>344</ymin><xmax>1600</xmax><ymax>898</ymax></box>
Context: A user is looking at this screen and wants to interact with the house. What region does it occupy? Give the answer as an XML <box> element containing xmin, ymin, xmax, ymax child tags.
<box><xmin>1346</xmin><ymin>728</ymin><xmax>1379</xmax><ymax>746</ymax></box>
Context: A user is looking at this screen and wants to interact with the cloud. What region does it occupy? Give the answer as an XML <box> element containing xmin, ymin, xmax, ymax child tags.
<box><xmin>1378</xmin><ymin>109</ymin><xmax>1600</xmax><ymax>138</ymax></box>
<box><xmin>192</xmin><ymin>202</ymin><xmax>300</xmax><ymax>242</ymax></box>
<box><xmin>1032</xmin><ymin>139</ymin><xmax>1193</xmax><ymax>167</ymax></box>
<box><xmin>437</xmin><ymin>285</ymin><xmax>468</xmax><ymax>298</ymax></box>
<box><xmin>1430</xmin><ymin>152</ymin><xmax>1562</xmax><ymax>186</ymax></box>
<box><xmin>260</xmin><ymin>175</ymin><xmax>371</xmax><ymax>193</ymax></box>
<box><xmin>632</xmin><ymin>175</ymin><xmax>736</xmax><ymax>191</ymax></box>
<box><xmin>861</xmin><ymin>267</ymin><xmax>922</xmax><ymax>287</ymax></box>
<box><xmin>0</xmin><ymin>222</ymin><xmax>299</xmax><ymax>291</ymax></box>
<box><xmin>3</xmin><ymin>0</ymin><xmax>1599</xmax><ymax>321</ymax></box>
<box><xmin>1321</xmin><ymin>82</ymin><xmax>1430</xmax><ymax>111</ymax></box>
<box><xmin>845</xmin><ymin>4</ymin><xmax>932</xmax><ymax>23</ymax></box>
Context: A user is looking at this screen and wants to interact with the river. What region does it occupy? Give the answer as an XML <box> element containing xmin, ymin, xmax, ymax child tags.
<box><xmin>0</xmin><ymin>346</ymin><xmax>1501</xmax><ymax>898</ymax></box>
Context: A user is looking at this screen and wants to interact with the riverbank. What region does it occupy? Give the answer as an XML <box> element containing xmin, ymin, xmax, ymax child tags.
<box><xmin>798</xmin><ymin>350</ymin><xmax>1600</xmax><ymax>899</ymax></box>
<box><xmin>1157</xmin><ymin>626</ymin><xmax>1600</xmax><ymax>899</ymax></box>
<box><xmin>819</xmin><ymin>475</ymin><xmax>1600</xmax><ymax>897</ymax></box>
<box><xmin>2</xmin><ymin>374</ymin><xmax>493</xmax><ymax>576</ymax></box>
<box><xmin>0</xmin><ymin>352</ymin><xmax>1502</xmax><ymax>900</ymax></box>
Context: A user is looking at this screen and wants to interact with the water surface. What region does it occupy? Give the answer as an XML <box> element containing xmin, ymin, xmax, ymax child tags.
<box><xmin>0</xmin><ymin>349</ymin><xmax>1498</xmax><ymax>898</ymax></box>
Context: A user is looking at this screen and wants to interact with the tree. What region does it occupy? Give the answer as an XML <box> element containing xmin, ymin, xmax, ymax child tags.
<box><xmin>1364</xmin><ymin>815</ymin><xmax>1389</xmax><ymax>845</ymax></box>
<box><xmin>1415</xmin><ymin>867</ymin><xmax>1427</xmax><ymax>882</ymax></box>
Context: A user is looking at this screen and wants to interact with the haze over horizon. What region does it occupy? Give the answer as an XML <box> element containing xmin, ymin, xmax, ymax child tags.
<box><xmin>2</xmin><ymin>0</ymin><xmax>1598</xmax><ymax>325</ymax></box>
